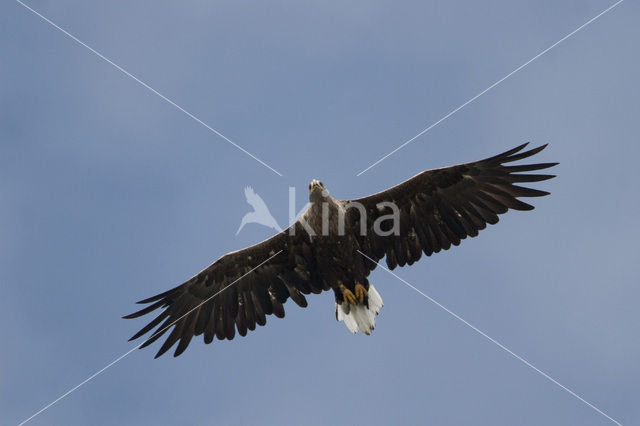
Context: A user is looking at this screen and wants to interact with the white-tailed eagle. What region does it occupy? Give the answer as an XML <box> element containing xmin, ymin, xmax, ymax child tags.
<box><xmin>125</xmin><ymin>143</ymin><xmax>556</xmax><ymax>357</ymax></box>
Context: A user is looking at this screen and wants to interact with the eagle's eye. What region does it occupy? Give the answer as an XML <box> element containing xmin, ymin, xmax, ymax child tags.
<box><xmin>308</xmin><ymin>183</ymin><xmax>312</xmax><ymax>190</ymax></box>
<box><xmin>319</xmin><ymin>181</ymin><xmax>323</xmax><ymax>187</ymax></box>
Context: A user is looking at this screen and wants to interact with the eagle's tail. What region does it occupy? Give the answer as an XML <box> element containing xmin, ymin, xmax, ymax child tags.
<box><xmin>335</xmin><ymin>284</ymin><xmax>383</xmax><ymax>335</ymax></box>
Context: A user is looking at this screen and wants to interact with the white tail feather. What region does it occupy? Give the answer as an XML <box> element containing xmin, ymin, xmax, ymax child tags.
<box><xmin>335</xmin><ymin>284</ymin><xmax>384</xmax><ymax>335</ymax></box>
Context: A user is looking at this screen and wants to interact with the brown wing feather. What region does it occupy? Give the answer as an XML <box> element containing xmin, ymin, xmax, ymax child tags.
<box><xmin>124</xmin><ymin>220</ymin><xmax>321</xmax><ymax>358</ymax></box>
<box><xmin>346</xmin><ymin>143</ymin><xmax>557</xmax><ymax>270</ymax></box>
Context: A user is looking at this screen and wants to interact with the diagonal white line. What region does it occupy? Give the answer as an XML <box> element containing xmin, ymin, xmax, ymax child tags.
<box><xmin>17</xmin><ymin>250</ymin><xmax>283</xmax><ymax>426</ymax></box>
<box><xmin>15</xmin><ymin>0</ymin><xmax>283</xmax><ymax>177</ymax></box>
<box><xmin>356</xmin><ymin>0</ymin><xmax>624</xmax><ymax>176</ymax></box>
<box><xmin>357</xmin><ymin>250</ymin><xmax>622</xmax><ymax>425</ymax></box>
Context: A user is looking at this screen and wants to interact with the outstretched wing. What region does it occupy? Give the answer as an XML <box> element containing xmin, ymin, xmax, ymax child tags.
<box><xmin>346</xmin><ymin>143</ymin><xmax>557</xmax><ymax>270</ymax></box>
<box><xmin>124</xmin><ymin>219</ymin><xmax>324</xmax><ymax>358</ymax></box>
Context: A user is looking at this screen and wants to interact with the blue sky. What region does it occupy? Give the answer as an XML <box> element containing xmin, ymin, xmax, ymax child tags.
<box><xmin>1</xmin><ymin>1</ymin><xmax>639</xmax><ymax>425</ymax></box>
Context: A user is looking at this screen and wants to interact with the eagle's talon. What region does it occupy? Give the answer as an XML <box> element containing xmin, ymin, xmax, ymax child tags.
<box><xmin>343</xmin><ymin>290</ymin><xmax>357</xmax><ymax>306</ymax></box>
<box><xmin>340</xmin><ymin>284</ymin><xmax>357</xmax><ymax>306</ymax></box>
<box><xmin>354</xmin><ymin>283</ymin><xmax>368</xmax><ymax>304</ymax></box>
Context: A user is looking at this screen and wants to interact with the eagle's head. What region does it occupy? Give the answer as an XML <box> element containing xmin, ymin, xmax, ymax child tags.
<box><xmin>308</xmin><ymin>179</ymin><xmax>329</xmax><ymax>201</ymax></box>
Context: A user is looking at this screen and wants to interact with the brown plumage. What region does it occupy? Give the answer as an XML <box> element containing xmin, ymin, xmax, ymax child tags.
<box><xmin>124</xmin><ymin>143</ymin><xmax>557</xmax><ymax>357</ymax></box>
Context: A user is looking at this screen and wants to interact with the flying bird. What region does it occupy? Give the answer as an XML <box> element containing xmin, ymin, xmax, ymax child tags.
<box><xmin>125</xmin><ymin>143</ymin><xmax>556</xmax><ymax>358</ymax></box>
<box><xmin>235</xmin><ymin>186</ymin><xmax>282</xmax><ymax>235</ymax></box>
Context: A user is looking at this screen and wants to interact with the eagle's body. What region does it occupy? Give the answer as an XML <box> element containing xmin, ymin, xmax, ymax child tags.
<box><xmin>125</xmin><ymin>143</ymin><xmax>557</xmax><ymax>358</ymax></box>
<box><xmin>305</xmin><ymin>181</ymin><xmax>384</xmax><ymax>334</ymax></box>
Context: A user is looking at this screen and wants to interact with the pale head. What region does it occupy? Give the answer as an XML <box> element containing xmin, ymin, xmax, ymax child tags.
<box><xmin>308</xmin><ymin>179</ymin><xmax>329</xmax><ymax>201</ymax></box>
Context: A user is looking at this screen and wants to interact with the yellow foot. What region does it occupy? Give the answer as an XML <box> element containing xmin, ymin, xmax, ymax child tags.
<box><xmin>354</xmin><ymin>283</ymin><xmax>368</xmax><ymax>304</ymax></box>
<box><xmin>340</xmin><ymin>284</ymin><xmax>357</xmax><ymax>307</ymax></box>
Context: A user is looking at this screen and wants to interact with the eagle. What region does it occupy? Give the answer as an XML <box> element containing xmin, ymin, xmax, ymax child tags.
<box><xmin>125</xmin><ymin>143</ymin><xmax>556</xmax><ymax>358</ymax></box>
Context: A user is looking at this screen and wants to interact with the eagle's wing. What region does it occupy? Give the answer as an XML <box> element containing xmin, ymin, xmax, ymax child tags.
<box><xmin>345</xmin><ymin>143</ymin><xmax>557</xmax><ymax>270</ymax></box>
<box><xmin>124</xmin><ymin>218</ymin><xmax>324</xmax><ymax>358</ymax></box>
